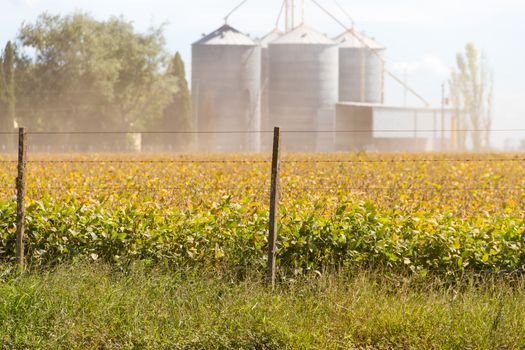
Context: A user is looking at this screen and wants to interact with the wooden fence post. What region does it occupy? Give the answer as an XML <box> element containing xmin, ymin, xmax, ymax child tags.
<box><xmin>16</xmin><ymin>127</ymin><xmax>27</xmax><ymax>270</ymax></box>
<box><xmin>267</xmin><ymin>127</ymin><xmax>281</xmax><ymax>288</ymax></box>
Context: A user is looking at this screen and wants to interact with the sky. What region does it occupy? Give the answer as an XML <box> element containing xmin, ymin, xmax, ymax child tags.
<box><xmin>1</xmin><ymin>0</ymin><xmax>524</xmax><ymax>148</ymax></box>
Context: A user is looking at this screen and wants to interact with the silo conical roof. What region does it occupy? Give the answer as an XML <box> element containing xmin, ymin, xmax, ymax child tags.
<box><xmin>194</xmin><ymin>24</ymin><xmax>256</xmax><ymax>46</ymax></box>
<box><xmin>271</xmin><ymin>25</ymin><xmax>335</xmax><ymax>45</ymax></box>
<box><xmin>334</xmin><ymin>29</ymin><xmax>384</xmax><ymax>50</ymax></box>
<box><xmin>258</xmin><ymin>29</ymin><xmax>283</xmax><ymax>48</ymax></box>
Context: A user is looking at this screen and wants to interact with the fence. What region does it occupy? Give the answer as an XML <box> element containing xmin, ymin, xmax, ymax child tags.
<box><xmin>2</xmin><ymin>127</ymin><xmax>525</xmax><ymax>283</ymax></box>
<box><xmin>3</xmin><ymin>125</ymin><xmax>525</xmax><ymax>153</ymax></box>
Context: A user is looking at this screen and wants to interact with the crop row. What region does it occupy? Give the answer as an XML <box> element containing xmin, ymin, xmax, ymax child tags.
<box><xmin>1</xmin><ymin>197</ymin><xmax>525</xmax><ymax>274</ymax></box>
<box><xmin>1</xmin><ymin>154</ymin><xmax>525</xmax><ymax>274</ymax></box>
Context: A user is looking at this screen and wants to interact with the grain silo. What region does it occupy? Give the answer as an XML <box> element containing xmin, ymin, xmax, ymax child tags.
<box><xmin>192</xmin><ymin>24</ymin><xmax>261</xmax><ymax>152</ymax></box>
<box><xmin>258</xmin><ymin>29</ymin><xmax>283</xmax><ymax>150</ymax></box>
<box><xmin>268</xmin><ymin>25</ymin><xmax>339</xmax><ymax>151</ymax></box>
<box><xmin>335</xmin><ymin>29</ymin><xmax>385</xmax><ymax>103</ymax></box>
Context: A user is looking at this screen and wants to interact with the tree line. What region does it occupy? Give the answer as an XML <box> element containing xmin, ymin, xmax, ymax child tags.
<box><xmin>1</xmin><ymin>12</ymin><xmax>493</xmax><ymax>151</ymax></box>
<box><xmin>0</xmin><ymin>12</ymin><xmax>192</xmax><ymax>149</ymax></box>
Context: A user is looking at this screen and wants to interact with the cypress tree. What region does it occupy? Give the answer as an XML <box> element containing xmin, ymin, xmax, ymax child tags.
<box><xmin>0</xmin><ymin>51</ymin><xmax>5</xmax><ymax>129</ymax></box>
<box><xmin>163</xmin><ymin>52</ymin><xmax>193</xmax><ymax>149</ymax></box>
<box><xmin>0</xmin><ymin>48</ymin><xmax>8</xmax><ymax>151</ymax></box>
<box><xmin>3</xmin><ymin>41</ymin><xmax>16</xmax><ymax>130</ymax></box>
<box><xmin>0</xmin><ymin>42</ymin><xmax>16</xmax><ymax>151</ymax></box>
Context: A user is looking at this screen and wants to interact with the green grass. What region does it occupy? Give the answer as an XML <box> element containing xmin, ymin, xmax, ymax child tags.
<box><xmin>1</xmin><ymin>263</ymin><xmax>525</xmax><ymax>349</ymax></box>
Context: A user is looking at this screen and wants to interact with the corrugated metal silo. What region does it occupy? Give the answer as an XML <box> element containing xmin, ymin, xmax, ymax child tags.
<box><xmin>335</xmin><ymin>29</ymin><xmax>385</xmax><ymax>104</ymax></box>
<box><xmin>258</xmin><ymin>29</ymin><xmax>282</xmax><ymax>150</ymax></box>
<box><xmin>192</xmin><ymin>24</ymin><xmax>261</xmax><ymax>152</ymax></box>
<box><xmin>268</xmin><ymin>25</ymin><xmax>339</xmax><ymax>151</ymax></box>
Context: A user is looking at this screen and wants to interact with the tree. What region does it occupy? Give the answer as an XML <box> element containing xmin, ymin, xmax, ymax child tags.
<box><xmin>3</xmin><ymin>42</ymin><xmax>16</xmax><ymax>128</ymax></box>
<box><xmin>0</xmin><ymin>52</ymin><xmax>6</xmax><ymax>131</ymax></box>
<box><xmin>449</xmin><ymin>43</ymin><xmax>493</xmax><ymax>151</ymax></box>
<box><xmin>160</xmin><ymin>52</ymin><xmax>193</xmax><ymax>149</ymax></box>
<box><xmin>0</xmin><ymin>41</ymin><xmax>16</xmax><ymax>150</ymax></box>
<box><xmin>15</xmin><ymin>12</ymin><xmax>176</xmax><ymax>135</ymax></box>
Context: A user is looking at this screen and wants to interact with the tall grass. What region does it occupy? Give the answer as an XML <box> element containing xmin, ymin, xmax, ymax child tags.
<box><xmin>0</xmin><ymin>263</ymin><xmax>524</xmax><ymax>349</ymax></box>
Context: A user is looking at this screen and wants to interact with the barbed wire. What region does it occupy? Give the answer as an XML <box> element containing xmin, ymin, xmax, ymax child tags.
<box><xmin>282</xmin><ymin>186</ymin><xmax>525</xmax><ymax>192</ymax></box>
<box><xmin>0</xmin><ymin>184</ymin><xmax>523</xmax><ymax>193</ymax></box>
<box><xmin>0</xmin><ymin>158</ymin><xmax>523</xmax><ymax>164</ymax></box>
<box><xmin>0</xmin><ymin>159</ymin><xmax>271</xmax><ymax>164</ymax></box>
<box><xmin>281</xmin><ymin>158</ymin><xmax>525</xmax><ymax>164</ymax></box>
<box><xmin>2</xmin><ymin>128</ymin><xmax>525</xmax><ymax>136</ymax></box>
<box><xmin>0</xmin><ymin>185</ymin><xmax>270</xmax><ymax>193</ymax></box>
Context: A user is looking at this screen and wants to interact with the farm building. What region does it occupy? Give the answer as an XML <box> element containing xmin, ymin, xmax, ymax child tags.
<box><xmin>192</xmin><ymin>24</ymin><xmax>261</xmax><ymax>152</ymax></box>
<box><xmin>190</xmin><ymin>2</ymin><xmax>457</xmax><ymax>153</ymax></box>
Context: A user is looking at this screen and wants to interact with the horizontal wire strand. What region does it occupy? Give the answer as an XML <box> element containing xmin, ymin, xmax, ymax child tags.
<box><xmin>0</xmin><ymin>158</ymin><xmax>523</xmax><ymax>164</ymax></box>
<box><xmin>2</xmin><ymin>128</ymin><xmax>525</xmax><ymax>135</ymax></box>
<box><xmin>0</xmin><ymin>185</ymin><xmax>523</xmax><ymax>192</ymax></box>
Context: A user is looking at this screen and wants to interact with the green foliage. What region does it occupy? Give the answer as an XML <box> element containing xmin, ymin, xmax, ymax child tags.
<box><xmin>2</xmin><ymin>42</ymin><xmax>16</xmax><ymax>123</ymax></box>
<box><xmin>0</xmin><ymin>152</ymin><xmax>524</xmax><ymax>348</ymax></box>
<box><xmin>0</xmin><ymin>41</ymin><xmax>16</xmax><ymax>134</ymax></box>
<box><xmin>14</xmin><ymin>12</ymin><xmax>176</xmax><ymax>137</ymax></box>
<box><xmin>166</xmin><ymin>52</ymin><xmax>192</xmax><ymax>131</ymax></box>
<box><xmin>153</xmin><ymin>51</ymin><xmax>193</xmax><ymax>149</ymax></box>
<box><xmin>1</xmin><ymin>198</ymin><xmax>525</xmax><ymax>275</ymax></box>
<box><xmin>0</xmin><ymin>54</ymin><xmax>5</xmax><ymax>130</ymax></box>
